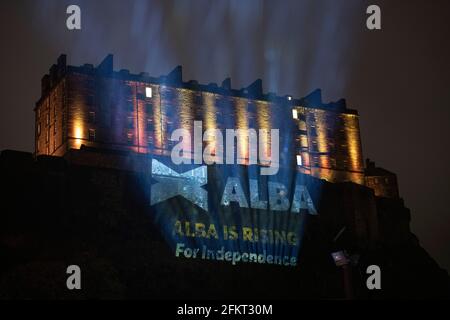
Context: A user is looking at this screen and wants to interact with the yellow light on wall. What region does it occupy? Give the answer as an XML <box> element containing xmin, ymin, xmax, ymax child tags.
<box><xmin>73</xmin><ymin>122</ymin><xmax>83</xmax><ymax>149</ymax></box>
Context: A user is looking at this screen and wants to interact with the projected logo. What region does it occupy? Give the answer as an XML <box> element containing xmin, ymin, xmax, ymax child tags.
<box><xmin>151</xmin><ymin>160</ymin><xmax>209</xmax><ymax>211</ymax></box>
<box><xmin>148</xmin><ymin>123</ymin><xmax>319</xmax><ymax>268</ymax></box>
<box><xmin>150</xmin><ymin>159</ymin><xmax>317</xmax><ymax>215</ymax></box>
<box><xmin>149</xmin><ymin>158</ymin><xmax>319</xmax><ymax>268</ymax></box>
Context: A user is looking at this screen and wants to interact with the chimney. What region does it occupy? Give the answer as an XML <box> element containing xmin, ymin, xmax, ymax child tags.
<box><xmin>166</xmin><ymin>65</ymin><xmax>182</xmax><ymax>84</ymax></box>
<box><xmin>41</xmin><ymin>74</ymin><xmax>50</xmax><ymax>97</ymax></box>
<box><xmin>304</xmin><ymin>89</ymin><xmax>322</xmax><ymax>107</ymax></box>
<box><xmin>97</xmin><ymin>54</ymin><xmax>114</xmax><ymax>75</ymax></box>
<box><xmin>366</xmin><ymin>158</ymin><xmax>375</xmax><ymax>169</ymax></box>
<box><xmin>221</xmin><ymin>78</ymin><xmax>231</xmax><ymax>90</ymax></box>
<box><xmin>246</xmin><ymin>79</ymin><xmax>263</xmax><ymax>98</ymax></box>
<box><xmin>56</xmin><ymin>54</ymin><xmax>67</xmax><ymax>77</ymax></box>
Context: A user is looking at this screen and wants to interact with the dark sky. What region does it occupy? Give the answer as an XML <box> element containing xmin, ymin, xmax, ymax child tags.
<box><xmin>1</xmin><ymin>0</ymin><xmax>449</xmax><ymax>271</ymax></box>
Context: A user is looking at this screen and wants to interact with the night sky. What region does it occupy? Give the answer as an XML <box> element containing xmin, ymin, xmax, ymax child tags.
<box><xmin>1</xmin><ymin>0</ymin><xmax>449</xmax><ymax>272</ymax></box>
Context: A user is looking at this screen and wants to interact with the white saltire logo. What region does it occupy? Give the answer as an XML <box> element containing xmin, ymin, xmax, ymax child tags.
<box><xmin>150</xmin><ymin>159</ymin><xmax>208</xmax><ymax>211</ymax></box>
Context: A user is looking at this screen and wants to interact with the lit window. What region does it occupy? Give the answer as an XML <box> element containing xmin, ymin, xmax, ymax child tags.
<box><xmin>145</xmin><ymin>87</ymin><xmax>152</xmax><ymax>98</ymax></box>
<box><xmin>292</xmin><ymin>109</ymin><xmax>298</xmax><ymax>119</ymax></box>
<box><xmin>287</xmin><ymin>96</ymin><xmax>292</xmax><ymax>101</ymax></box>
<box><xmin>296</xmin><ymin>155</ymin><xmax>303</xmax><ymax>166</ymax></box>
<box><xmin>88</xmin><ymin>129</ymin><xmax>96</xmax><ymax>141</ymax></box>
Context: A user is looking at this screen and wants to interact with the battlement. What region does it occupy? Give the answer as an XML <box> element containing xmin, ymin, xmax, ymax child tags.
<box><xmin>39</xmin><ymin>54</ymin><xmax>357</xmax><ymax>115</ymax></box>
<box><xmin>34</xmin><ymin>54</ymin><xmax>365</xmax><ymax>185</ymax></box>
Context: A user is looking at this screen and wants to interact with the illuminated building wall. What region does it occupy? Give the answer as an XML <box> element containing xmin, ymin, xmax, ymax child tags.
<box><xmin>364</xmin><ymin>159</ymin><xmax>399</xmax><ymax>198</ymax></box>
<box><xmin>35</xmin><ymin>55</ymin><xmax>364</xmax><ymax>185</ymax></box>
<box><xmin>292</xmin><ymin>97</ymin><xmax>365</xmax><ymax>185</ymax></box>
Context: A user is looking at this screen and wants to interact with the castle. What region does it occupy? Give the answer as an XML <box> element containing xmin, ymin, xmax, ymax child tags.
<box><xmin>1</xmin><ymin>55</ymin><xmax>447</xmax><ymax>299</ymax></box>
<box><xmin>34</xmin><ymin>54</ymin><xmax>396</xmax><ymax>197</ymax></box>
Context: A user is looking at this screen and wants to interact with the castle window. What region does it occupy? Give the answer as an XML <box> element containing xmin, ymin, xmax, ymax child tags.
<box><xmin>296</xmin><ymin>155</ymin><xmax>303</xmax><ymax>166</ymax></box>
<box><xmin>161</xmin><ymin>89</ymin><xmax>175</xmax><ymax>100</ymax></box>
<box><xmin>46</xmin><ymin>113</ymin><xmax>50</xmax><ymax>126</ymax></box>
<box><xmin>146</xmin><ymin>103</ymin><xmax>153</xmax><ymax>113</ymax></box>
<box><xmin>54</xmin><ymin>124</ymin><xmax>57</xmax><ymax>135</ymax></box>
<box><xmin>46</xmin><ymin>131</ymin><xmax>49</xmax><ymax>143</ymax></box>
<box><xmin>313</xmin><ymin>156</ymin><xmax>319</xmax><ymax>166</ymax></box>
<box><xmin>87</xmin><ymin>80</ymin><xmax>95</xmax><ymax>89</ymax></box>
<box><xmin>126</xmin><ymin>101</ymin><xmax>134</xmax><ymax>112</ymax></box>
<box><xmin>127</xmin><ymin>132</ymin><xmax>134</xmax><ymax>144</ymax></box>
<box><xmin>327</xmin><ymin>128</ymin><xmax>334</xmax><ymax>137</ymax></box>
<box><xmin>247</xmin><ymin>102</ymin><xmax>256</xmax><ymax>114</ymax></box>
<box><xmin>88</xmin><ymin>111</ymin><xmax>96</xmax><ymax>124</ymax></box>
<box><xmin>292</xmin><ymin>109</ymin><xmax>298</xmax><ymax>119</ymax></box>
<box><xmin>37</xmin><ymin>108</ymin><xmax>41</xmax><ymax>118</ymax></box>
<box><xmin>145</xmin><ymin>87</ymin><xmax>152</xmax><ymax>98</ymax></box>
<box><xmin>147</xmin><ymin>118</ymin><xmax>152</xmax><ymax>131</ymax></box>
<box><xmin>37</xmin><ymin>123</ymin><xmax>41</xmax><ymax>136</ymax></box>
<box><xmin>194</xmin><ymin>95</ymin><xmax>203</xmax><ymax>105</ymax></box>
<box><xmin>88</xmin><ymin>129</ymin><xmax>96</xmax><ymax>141</ymax></box>
<box><xmin>123</xmin><ymin>86</ymin><xmax>132</xmax><ymax>97</ymax></box>
<box><xmin>127</xmin><ymin>116</ymin><xmax>134</xmax><ymax>128</ymax></box>
<box><xmin>147</xmin><ymin>134</ymin><xmax>153</xmax><ymax>145</ymax></box>
<box><xmin>86</xmin><ymin>96</ymin><xmax>94</xmax><ymax>106</ymax></box>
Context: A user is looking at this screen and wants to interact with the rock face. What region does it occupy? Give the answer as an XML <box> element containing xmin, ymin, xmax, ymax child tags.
<box><xmin>0</xmin><ymin>149</ymin><xmax>448</xmax><ymax>299</ymax></box>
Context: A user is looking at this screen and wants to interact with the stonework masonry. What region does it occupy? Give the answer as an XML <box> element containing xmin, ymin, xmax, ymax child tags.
<box><xmin>35</xmin><ymin>55</ymin><xmax>365</xmax><ymax>186</ymax></box>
